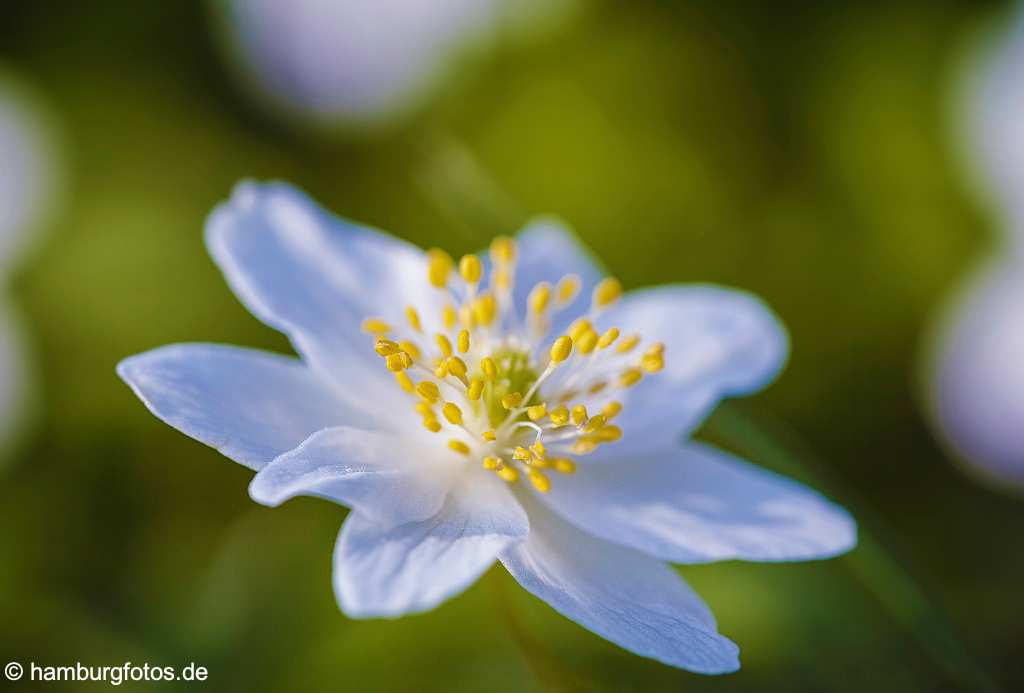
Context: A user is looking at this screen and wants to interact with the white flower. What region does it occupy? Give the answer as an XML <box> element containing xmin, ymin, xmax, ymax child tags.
<box><xmin>0</xmin><ymin>72</ymin><xmax>60</xmax><ymax>453</ymax></box>
<box><xmin>924</xmin><ymin>5</ymin><xmax>1024</xmax><ymax>488</ymax></box>
<box><xmin>215</xmin><ymin>0</ymin><xmax>573</xmax><ymax>127</ymax></box>
<box><xmin>118</xmin><ymin>181</ymin><xmax>856</xmax><ymax>674</ymax></box>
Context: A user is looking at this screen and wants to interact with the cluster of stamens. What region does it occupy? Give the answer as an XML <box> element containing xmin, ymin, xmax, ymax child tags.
<box><xmin>362</xmin><ymin>236</ymin><xmax>665</xmax><ymax>493</ymax></box>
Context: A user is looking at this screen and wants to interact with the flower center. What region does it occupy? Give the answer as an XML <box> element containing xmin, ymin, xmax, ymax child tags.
<box><xmin>362</xmin><ymin>236</ymin><xmax>665</xmax><ymax>493</ymax></box>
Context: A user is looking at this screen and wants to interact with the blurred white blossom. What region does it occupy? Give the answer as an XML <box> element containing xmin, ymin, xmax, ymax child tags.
<box><xmin>925</xmin><ymin>6</ymin><xmax>1024</xmax><ymax>488</ymax></box>
<box><xmin>214</xmin><ymin>0</ymin><xmax>576</xmax><ymax>128</ymax></box>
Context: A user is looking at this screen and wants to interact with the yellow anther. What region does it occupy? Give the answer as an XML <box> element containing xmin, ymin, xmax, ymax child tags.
<box><xmin>602</xmin><ymin>401</ymin><xmax>623</xmax><ymax>420</ymax></box>
<box><xmin>615</xmin><ymin>334</ymin><xmax>641</xmax><ymax>353</ymax></box>
<box><xmin>423</xmin><ymin>418</ymin><xmax>442</xmax><ymax>433</ymax></box>
<box><xmin>415</xmin><ymin>401</ymin><xmax>433</xmax><ymax>417</ymax></box>
<box><xmin>592</xmin><ymin>425</ymin><xmax>622</xmax><ymax>443</ymax></box>
<box><xmin>459</xmin><ymin>254</ymin><xmax>482</xmax><ymax>285</ymax></box>
<box><xmin>490</xmin><ymin>236</ymin><xmax>516</xmax><ymax>264</ymax></box>
<box><xmin>446</xmin><ymin>356</ymin><xmax>468</xmax><ymax>381</ymax></box>
<box><xmin>593</xmin><ymin>277</ymin><xmax>622</xmax><ymax>308</ymax></box>
<box><xmin>481</xmin><ymin>357</ymin><xmax>498</xmax><ymax>380</ymax></box>
<box><xmin>645</xmin><ymin>342</ymin><xmax>665</xmax><ymax>356</ymax></box>
<box><xmin>386</xmin><ymin>352</ymin><xmax>413</xmax><ymax>371</ymax></box>
<box><xmin>468</xmin><ymin>379</ymin><xmax>485</xmax><ymax>401</ymax></box>
<box><xmin>435</xmin><ymin>334</ymin><xmax>453</xmax><ymax>358</ymax></box>
<box><xmin>434</xmin><ymin>361</ymin><xmax>448</xmax><ymax>378</ymax></box>
<box><xmin>550</xmin><ymin>336</ymin><xmax>573</xmax><ymax>363</ymax></box>
<box><xmin>527</xmin><ymin>403</ymin><xmax>548</xmax><ymax>421</ymax></box>
<box><xmin>405</xmin><ymin>306</ymin><xmax>422</xmax><ymax>332</ymax></box>
<box><xmin>442</xmin><ymin>304</ymin><xmax>457</xmax><ymax>330</ymax></box>
<box><xmin>375</xmin><ymin>338</ymin><xmax>400</xmax><ymax>356</ymax></box>
<box><xmin>597</xmin><ymin>328</ymin><xmax>620</xmax><ymax>349</ymax></box>
<box><xmin>482</xmin><ymin>430</ymin><xmax>497</xmax><ymax>442</ymax></box>
<box><xmin>640</xmin><ymin>354</ymin><xmax>664</xmax><ymax>373</ymax></box>
<box><xmin>583</xmin><ymin>414</ymin><xmax>607</xmax><ymax>433</ymax></box>
<box><xmin>576</xmin><ymin>329</ymin><xmax>599</xmax><ymax>355</ymax></box>
<box><xmin>619</xmin><ymin>368</ymin><xmax>643</xmax><ymax>387</ymax></box>
<box><xmin>398</xmin><ymin>340</ymin><xmax>421</xmax><ymax>361</ymax></box>
<box><xmin>530</xmin><ymin>440</ymin><xmax>546</xmax><ymax>459</ymax></box>
<box><xmin>472</xmin><ymin>293</ymin><xmax>497</xmax><ymax>326</ymax></box>
<box><xmin>457</xmin><ymin>329</ymin><xmax>471</xmax><ymax>353</ymax></box>
<box><xmin>528</xmin><ymin>282</ymin><xmax>552</xmax><ymax>314</ymax></box>
<box><xmin>459</xmin><ymin>304</ymin><xmax>475</xmax><ymax>329</ymax></box>
<box><xmin>553</xmin><ymin>458</ymin><xmax>577</xmax><ymax>474</ymax></box>
<box><xmin>501</xmin><ymin>392</ymin><xmax>523</xmax><ymax>410</ymax></box>
<box><xmin>416</xmin><ymin>381</ymin><xmax>440</xmax><ymax>403</ymax></box>
<box><xmin>567</xmin><ymin>318</ymin><xmax>592</xmax><ymax>342</ymax></box>
<box><xmin>448</xmin><ymin>440</ymin><xmax>470</xmax><ymax>455</ymax></box>
<box><xmin>556</xmin><ymin>274</ymin><xmax>580</xmax><ymax>304</ymax></box>
<box><xmin>361</xmin><ymin>318</ymin><xmax>392</xmax><ymax>334</ymax></box>
<box><xmin>492</xmin><ymin>267</ymin><xmax>512</xmax><ymax>291</ymax></box>
<box><xmin>513</xmin><ymin>446</ymin><xmax>531</xmax><ymax>461</ymax></box>
<box><xmin>497</xmin><ymin>466</ymin><xmax>520</xmax><ymax>483</ymax></box>
<box><xmin>559</xmin><ymin>388</ymin><xmax>580</xmax><ymax>403</ymax></box>
<box><xmin>549</xmin><ymin>405</ymin><xmax>570</xmax><ymax>426</ymax></box>
<box><xmin>483</xmin><ymin>456</ymin><xmax>503</xmax><ymax>471</ymax></box>
<box><xmin>426</xmin><ymin>248</ymin><xmax>453</xmax><ymax>288</ymax></box>
<box><xmin>571</xmin><ymin>439</ymin><xmax>599</xmax><ymax>455</ymax></box>
<box><xmin>571</xmin><ymin>404</ymin><xmax>588</xmax><ymax>426</ymax></box>
<box><xmin>528</xmin><ymin>469</ymin><xmax>551</xmax><ymax>493</ymax></box>
<box><xmin>589</xmin><ymin>381</ymin><xmax>608</xmax><ymax>395</ymax></box>
<box><xmin>442</xmin><ymin>402</ymin><xmax>464</xmax><ymax>425</ymax></box>
<box><xmin>394</xmin><ymin>371</ymin><xmax>415</xmax><ymax>393</ymax></box>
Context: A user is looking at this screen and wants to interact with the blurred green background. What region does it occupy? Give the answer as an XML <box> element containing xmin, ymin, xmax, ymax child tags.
<box><xmin>1</xmin><ymin>0</ymin><xmax>1022</xmax><ymax>690</ymax></box>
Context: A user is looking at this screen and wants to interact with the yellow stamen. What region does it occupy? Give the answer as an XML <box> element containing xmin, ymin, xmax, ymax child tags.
<box><xmin>442</xmin><ymin>304</ymin><xmax>457</xmax><ymax>330</ymax></box>
<box><xmin>553</xmin><ymin>458</ymin><xmax>577</xmax><ymax>474</ymax></box>
<box><xmin>593</xmin><ymin>277</ymin><xmax>622</xmax><ymax>308</ymax></box>
<box><xmin>497</xmin><ymin>466</ymin><xmax>519</xmax><ymax>483</ymax></box>
<box><xmin>571</xmin><ymin>404</ymin><xmax>588</xmax><ymax>426</ymax></box>
<box><xmin>549</xmin><ymin>405</ymin><xmax>570</xmax><ymax>426</ymax></box>
<box><xmin>530</xmin><ymin>440</ymin><xmax>546</xmax><ymax>459</ymax></box>
<box><xmin>615</xmin><ymin>334</ymin><xmax>640</xmax><ymax>353</ymax></box>
<box><xmin>571</xmin><ymin>439</ymin><xmax>599</xmax><ymax>455</ymax></box>
<box><xmin>459</xmin><ymin>254</ymin><xmax>482</xmax><ymax>285</ymax></box>
<box><xmin>583</xmin><ymin>414</ymin><xmax>607</xmax><ymax>433</ymax></box>
<box><xmin>568</xmin><ymin>318</ymin><xmax>592</xmax><ymax>341</ymax></box>
<box><xmin>589</xmin><ymin>381</ymin><xmax>607</xmax><ymax>395</ymax></box>
<box><xmin>427</xmin><ymin>248</ymin><xmax>453</xmax><ymax>288</ymax></box>
<box><xmin>394</xmin><ymin>371</ymin><xmax>415</xmax><ymax>393</ymax></box>
<box><xmin>398</xmin><ymin>340</ymin><xmax>421</xmax><ymax>361</ymax></box>
<box><xmin>602</xmin><ymin>401</ymin><xmax>623</xmax><ymax>420</ymax></box>
<box><xmin>459</xmin><ymin>304</ymin><xmax>474</xmax><ymax>329</ymax></box>
<box><xmin>597</xmin><ymin>328</ymin><xmax>620</xmax><ymax>349</ymax></box>
<box><xmin>641</xmin><ymin>354</ymin><xmax>664</xmax><ymax>373</ymax></box>
<box><xmin>483</xmin><ymin>456</ymin><xmax>502</xmax><ymax>470</ymax></box>
<box><xmin>442</xmin><ymin>402</ymin><xmax>463</xmax><ymax>425</ymax></box>
<box><xmin>472</xmin><ymin>293</ymin><xmax>497</xmax><ymax>326</ymax></box>
<box><xmin>385</xmin><ymin>352</ymin><xmax>412</xmax><ymax>371</ymax></box>
<box><xmin>492</xmin><ymin>267</ymin><xmax>512</xmax><ymax>291</ymax></box>
<box><xmin>361</xmin><ymin>318</ymin><xmax>392</xmax><ymax>334</ymax></box>
<box><xmin>446</xmin><ymin>356</ymin><xmax>468</xmax><ymax>381</ymax></box>
<box><xmin>591</xmin><ymin>425</ymin><xmax>622</xmax><ymax>442</ymax></box>
<box><xmin>490</xmin><ymin>236</ymin><xmax>516</xmax><ymax>264</ymax></box>
<box><xmin>448</xmin><ymin>440</ymin><xmax>470</xmax><ymax>455</ymax></box>
<box><xmin>528</xmin><ymin>469</ymin><xmax>551</xmax><ymax>493</ymax></box>
<box><xmin>434</xmin><ymin>360</ymin><xmax>448</xmax><ymax>378</ymax></box>
<box><xmin>619</xmin><ymin>368</ymin><xmax>643</xmax><ymax>387</ymax></box>
<box><xmin>645</xmin><ymin>342</ymin><xmax>665</xmax><ymax>356</ymax></box>
<box><xmin>550</xmin><ymin>335</ymin><xmax>573</xmax><ymax>363</ymax></box>
<box><xmin>482</xmin><ymin>430</ymin><xmax>497</xmax><ymax>442</ymax></box>
<box><xmin>415</xmin><ymin>401</ymin><xmax>433</xmax><ymax>416</ymax></box>
<box><xmin>556</xmin><ymin>274</ymin><xmax>580</xmax><ymax>304</ymax></box>
<box><xmin>467</xmin><ymin>379</ymin><xmax>484</xmax><ymax>401</ymax></box>
<box><xmin>436</xmin><ymin>334</ymin><xmax>453</xmax><ymax>357</ymax></box>
<box><xmin>527</xmin><ymin>403</ymin><xmax>547</xmax><ymax>421</ymax></box>
<box><xmin>528</xmin><ymin>282</ymin><xmax>552</xmax><ymax>314</ymax></box>
<box><xmin>501</xmin><ymin>392</ymin><xmax>523</xmax><ymax>410</ymax></box>
<box><xmin>405</xmin><ymin>306</ymin><xmax>422</xmax><ymax>332</ymax></box>
<box><xmin>481</xmin><ymin>357</ymin><xmax>498</xmax><ymax>380</ymax></box>
<box><xmin>513</xmin><ymin>447</ymin><xmax>531</xmax><ymax>461</ymax></box>
<box><xmin>375</xmin><ymin>338</ymin><xmax>400</xmax><ymax>356</ymax></box>
<box><xmin>457</xmin><ymin>329</ymin><xmax>470</xmax><ymax>353</ymax></box>
<box><xmin>416</xmin><ymin>381</ymin><xmax>440</xmax><ymax>403</ymax></box>
<box><xmin>576</xmin><ymin>329</ymin><xmax>598</xmax><ymax>355</ymax></box>
<box><xmin>423</xmin><ymin>418</ymin><xmax>442</xmax><ymax>433</ymax></box>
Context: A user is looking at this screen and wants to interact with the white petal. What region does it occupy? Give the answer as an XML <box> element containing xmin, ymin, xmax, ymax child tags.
<box><xmin>542</xmin><ymin>442</ymin><xmax>856</xmax><ymax>564</ymax></box>
<box><xmin>508</xmin><ymin>218</ymin><xmax>605</xmax><ymax>334</ymax></box>
<box><xmin>499</xmin><ymin>494</ymin><xmax>739</xmax><ymax>674</ymax></box>
<box><xmin>249</xmin><ymin>426</ymin><xmax>451</xmax><ymax>528</ymax></box>
<box><xmin>205</xmin><ymin>180</ymin><xmax>443</xmax><ymax>391</ymax></box>
<box><xmin>117</xmin><ymin>343</ymin><xmax>360</xmax><ymax>471</ymax></box>
<box><xmin>334</xmin><ymin>474</ymin><xmax>528</xmax><ymax>617</ymax></box>
<box><xmin>590</xmin><ymin>284</ymin><xmax>788</xmax><ymax>458</ymax></box>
